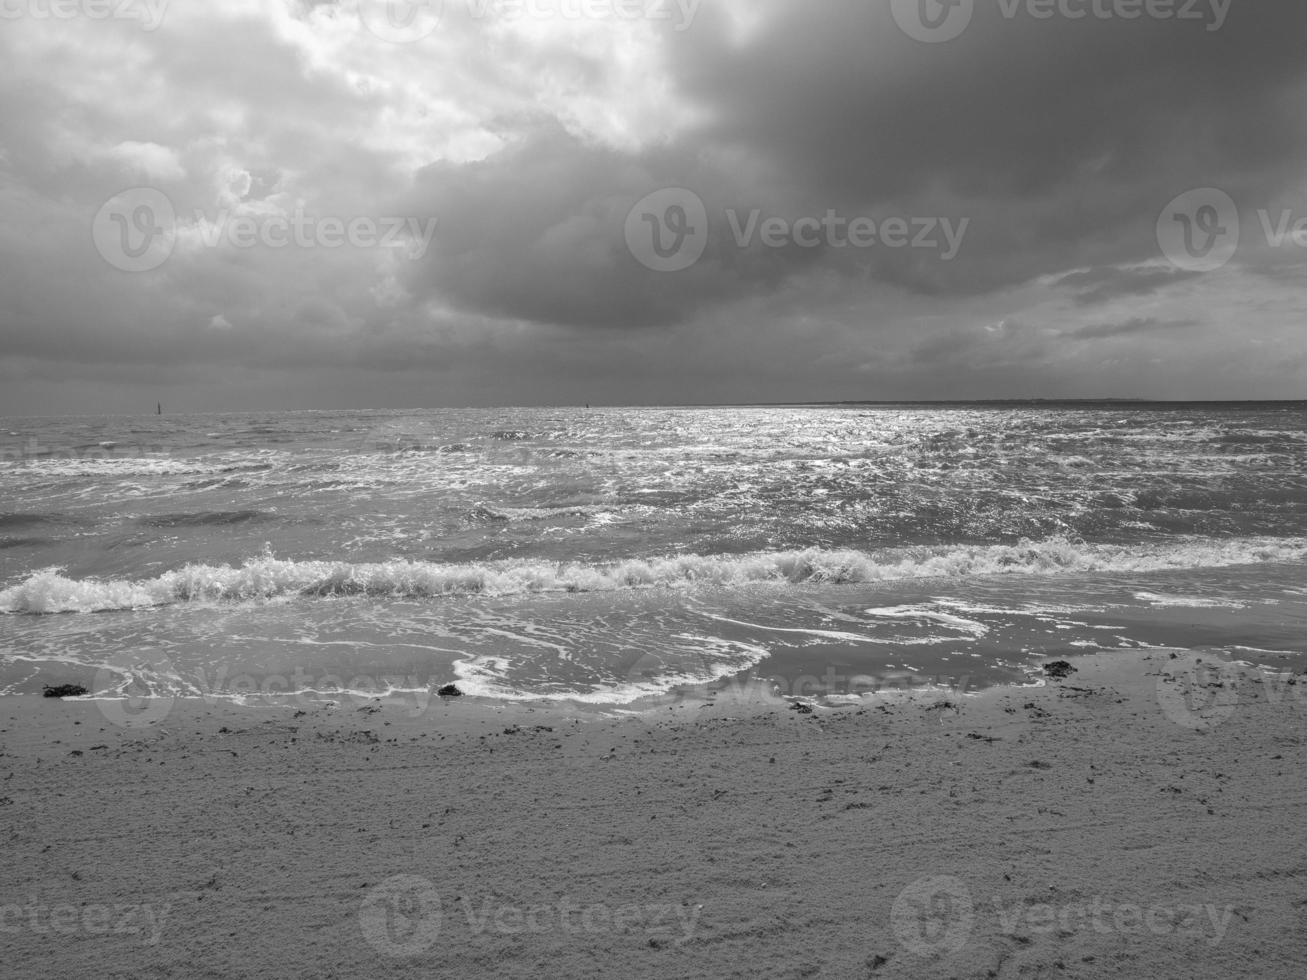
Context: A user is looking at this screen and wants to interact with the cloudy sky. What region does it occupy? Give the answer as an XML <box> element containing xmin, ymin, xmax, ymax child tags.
<box><xmin>1</xmin><ymin>0</ymin><xmax>1305</xmax><ymax>414</ymax></box>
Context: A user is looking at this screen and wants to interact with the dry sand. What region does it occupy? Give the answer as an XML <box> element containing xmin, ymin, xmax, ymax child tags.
<box><xmin>2</xmin><ymin>649</ymin><xmax>1305</xmax><ymax>979</ymax></box>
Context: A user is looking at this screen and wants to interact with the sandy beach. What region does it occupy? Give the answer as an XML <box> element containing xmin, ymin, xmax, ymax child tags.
<box><xmin>2</xmin><ymin>648</ymin><xmax>1304</xmax><ymax>979</ymax></box>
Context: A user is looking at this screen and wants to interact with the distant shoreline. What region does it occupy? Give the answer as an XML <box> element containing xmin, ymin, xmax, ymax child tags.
<box><xmin>3</xmin><ymin>399</ymin><xmax>1306</xmax><ymax>420</ymax></box>
<box><xmin>737</xmin><ymin>399</ymin><xmax>1307</xmax><ymax>409</ymax></box>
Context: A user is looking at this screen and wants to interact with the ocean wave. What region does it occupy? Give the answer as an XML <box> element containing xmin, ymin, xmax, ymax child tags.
<box><xmin>137</xmin><ymin>510</ymin><xmax>273</xmax><ymax>528</ymax></box>
<box><xmin>3</xmin><ymin>536</ymin><xmax>1305</xmax><ymax>615</ymax></box>
<box><xmin>0</xmin><ymin>514</ymin><xmax>53</xmax><ymax>528</ymax></box>
<box><xmin>469</xmin><ymin>503</ymin><xmax>610</xmax><ymax>523</ymax></box>
<box><xmin>0</xmin><ymin>537</ymin><xmax>52</xmax><ymax>549</ymax></box>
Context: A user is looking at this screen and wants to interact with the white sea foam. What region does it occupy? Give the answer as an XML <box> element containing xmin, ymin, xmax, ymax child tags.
<box><xmin>471</xmin><ymin>503</ymin><xmax>611</xmax><ymax>522</ymax></box>
<box><xmin>452</xmin><ymin>637</ymin><xmax>770</xmax><ymax>704</ymax></box>
<box><xmin>12</xmin><ymin>458</ymin><xmax>208</xmax><ymax>477</ymax></box>
<box><xmin>1132</xmin><ymin>591</ymin><xmax>1247</xmax><ymax>609</ymax></box>
<box><xmin>3</xmin><ymin>536</ymin><xmax>1305</xmax><ymax>614</ymax></box>
<box><xmin>3</xmin><ymin>454</ymin><xmax>277</xmax><ymax>478</ymax></box>
<box><xmin>862</xmin><ymin>605</ymin><xmax>990</xmax><ymax>636</ymax></box>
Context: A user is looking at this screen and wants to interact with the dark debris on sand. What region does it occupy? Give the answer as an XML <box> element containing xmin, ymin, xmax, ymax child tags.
<box><xmin>1044</xmin><ymin>661</ymin><xmax>1078</xmax><ymax>680</ymax></box>
<box><xmin>42</xmin><ymin>684</ymin><xmax>88</xmax><ymax>698</ymax></box>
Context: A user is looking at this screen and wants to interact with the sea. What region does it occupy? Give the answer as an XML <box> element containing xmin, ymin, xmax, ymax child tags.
<box><xmin>2</xmin><ymin>403</ymin><xmax>1305</xmax><ymax>711</ymax></box>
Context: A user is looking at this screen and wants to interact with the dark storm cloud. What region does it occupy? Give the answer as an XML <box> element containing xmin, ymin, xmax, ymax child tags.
<box><xmin>395</xmin><ymin>124</ymin><xmax>843</xmax><ymax>329</ymax></box>
<box><xmin>669</xmin><ymin>2</ymin><xmax>1307</xmax><ymax>293</ymax></box>
<box><xmin>670</xmin><ymin>2</ymin><xmax>1307</xmax><ymax>204</ymax></box>
<box><xmin>389</xmin><ymin>2</ymin><xmax>1307</xmax><ymax>331</ymax></box>
<box><xmin>397</xmin><ymin>128</ymin><xmax>723</xmax><ymax>328</ymax></box>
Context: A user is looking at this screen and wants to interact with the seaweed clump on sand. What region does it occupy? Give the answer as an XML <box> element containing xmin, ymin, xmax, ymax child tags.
<box><xmin>43</xmin><ymin>684</ymin><xmax>89</xmax><ymax>698</ymax></box>
<box><xmin>1044</xmin><ymin>661</ymin><xmax>1078</xmax><ymax>680</ymax></box>
<box><xmin>437</xmin><ymin>684</ymin><xmax>463</xmax><ymax>698</ymax></box>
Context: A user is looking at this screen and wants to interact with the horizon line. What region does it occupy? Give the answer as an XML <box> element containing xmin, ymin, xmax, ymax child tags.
<box><xmin>3</xmin><ymin>397</ymin><xmax>1307</xmax><ymax>420</ymax></box>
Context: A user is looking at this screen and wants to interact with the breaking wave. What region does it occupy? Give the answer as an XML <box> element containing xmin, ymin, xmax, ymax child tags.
<box><xmin>3</xmin><ymin>536</ymin><xmax>1305</xmax><ymax>615</ymax></box>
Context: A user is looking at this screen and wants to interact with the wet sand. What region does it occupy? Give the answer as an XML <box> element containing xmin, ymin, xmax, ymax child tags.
<box><xmin>2</xmin><ymin>649</ymin><xmax>1305</xmax><ymax>978</ymax></box>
